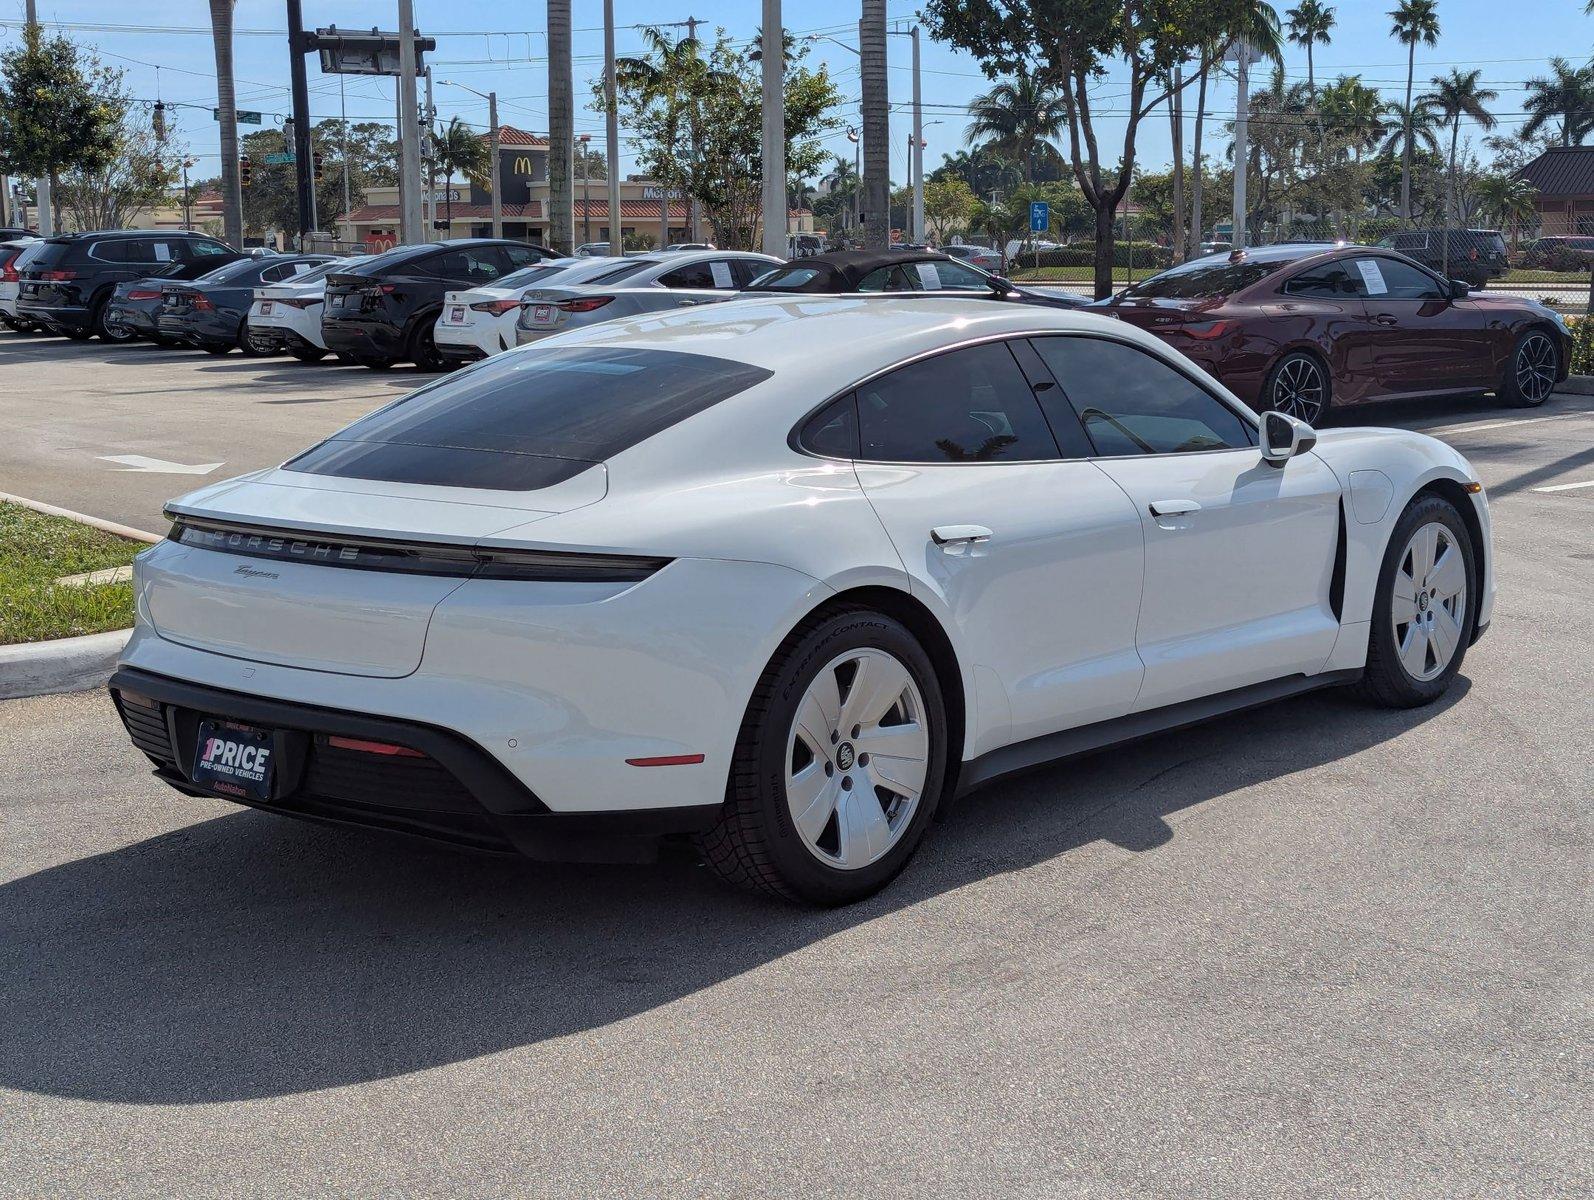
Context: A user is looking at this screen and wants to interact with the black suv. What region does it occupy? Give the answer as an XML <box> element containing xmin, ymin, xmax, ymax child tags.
<box><xmin>322</xmin><ymin>239</ymin><xmax>558</xmax><ymax>370</ymax></box>
<box><xmin>1378</xmin><ymin>228</ymin><xmax>1509</xmax><ymax>287</ymax></box>
<box><xmin>16</xmin><ymin>229</ymin><xmax>242</xmax><ymax>340</ymax></box>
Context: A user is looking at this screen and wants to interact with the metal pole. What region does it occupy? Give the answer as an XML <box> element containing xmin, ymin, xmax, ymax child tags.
<box><xmin>286</xmin><ymin>0</ymin><xmax>315</xmax><ymax>246</ymax></box>
<box><xmin>1232</xmin><ymin>40</ymin><xmax>1250</xmax><ymax>251</ymax></box>
<box><xmin>24</xmin><ymin>0</ymin><xmax>50</xmax><ymax>234</ymax></box>
<box><xmin>340</xmin><ymin>74</ymin><xmax>353</xmax><ymax>233</ymax></box>
<box><xmin>604</xmin><ymin>0</ymin><xmax>622</xmax><ymax>252</ymax></box>
<box><xmin>581</xmin><ymin>138</ymin><xmax>591</xmax><ymax>244</ymax></box>
<box><xmin>910</xmin><ymin>26</ymin><xmax>923</xmax><ymax>244</ymax></box>
<box><xmin>423</xmin><ymin>66</ymin><xmax>437</xmax><ymax>234</ymax></box>
<box><xmin>488</xmin><ymin>91</ymin><xmax>502</xmax><ymax>239</ymax></box>
<box><xmin>760</xmin><ymin>1</ymin><xmax>786</xmax><ymax>257</ymax></box>
<box><xmin>686</xmin><ymin>16</ymin><xmax>701</xmax><ymax>243</ymax></box>
<box><xmin>397</xmin><ymin>0</ymin><xmax>423</xmax><ymax>245</ymax></box>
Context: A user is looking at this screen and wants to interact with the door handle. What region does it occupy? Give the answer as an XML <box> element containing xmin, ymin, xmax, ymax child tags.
<box><xmin>1148</xmin><ymin>499</ymin><xmax>1201</xmax><ymax>517</ymax></box>
<box><xmin>1373</xmin><ymin>312</ymin><xmax>1399</xmax><ymax>326</ymax></box>
<box><xmin>931</xmin><ymin>524</ymin><xmax>993</xmax><ymax>546</ymax></box>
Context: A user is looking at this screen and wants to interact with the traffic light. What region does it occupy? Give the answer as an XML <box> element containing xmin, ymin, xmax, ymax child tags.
<box><xmin>312</xmin><ymin>151</ymin><xmax>325</xmax><ymax>183</ymax></box>
<box><xmin>152</xmin><ymin>100</ymin><xmax>166</xmax><ymax>144</ymax></box>
<box><xmin>239</xmin><ymin>154</ymin><xmax>252</xmax><ymax>186</ymax></box>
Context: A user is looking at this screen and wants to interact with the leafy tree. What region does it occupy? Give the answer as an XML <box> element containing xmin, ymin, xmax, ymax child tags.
<box><xmin>1285</xmin><ymin>1</ymin><xmax>1335</xmax><ymax>96</ymax></box>
<box><xmin>1521</xmin><ymin>58</ymin><xmax>1594</xmax><ymax>147</ymax></box>
<box><xmin>238</xmin><ymin>126</ymin><xmax>370</xmax><ymax>236</ymax></box>
<box><xmin>928</xmin><ymin>145</ymin><xmax>1024</xmax><ymax>198</ymax></box>
<box><xmin>1390</xmin><ymin>0</ymin><xmax>1441</xmax><ymax>220</ymax></box>
<box><xmin>0</xmin><ymin>24</ymin><xmax>121</xmax><ymax>234</ymax></box>
<box><xmin>56</xmin><ymin>74</ymin><xmax>183</xmax><ymax>231</ymax></box>
<box><xmin>924</xmin><ymin>177</ymin><xmax>978</xmax><ymax>242</ymax></box>
<box><xmin>1420</xmin><ymin>67</ymin><xmax>1497</xmax><ymax>228</ymax></box>
<box><xmin>963</xmin><ymin>70</ymin><xmax>1067</xmax><ymax>182</ymax></box>
<box><xmin>1471</xmin><ymin>173</ymin><xmax>1537</xmax><ymax>239</ymax></box>
<box><xmin>330</xmin><ymin>121</ymin><xmax>400</xmax><ymax>186</ymax></box>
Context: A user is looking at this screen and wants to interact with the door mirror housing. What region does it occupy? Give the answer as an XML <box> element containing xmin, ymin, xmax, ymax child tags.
<box><xmin>1259</xmin><ymin>411</ymin><xmax>1318</xmax><ymax>467</ymax></box>
<box><xmin>1448</xmin><ymin>278</ymin><xmax>1471</xmax><ymax>299</ymax></box>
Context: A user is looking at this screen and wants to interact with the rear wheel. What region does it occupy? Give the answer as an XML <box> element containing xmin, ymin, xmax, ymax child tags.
<box><xmin>700</xmin><ymin>608</ymin><xmax>947</xmax><ymax>905</ymax></box>
<box><xmin>202</xmin><ymin>343</ymin><xmax>232</xmax><ymax>356</ymax></box>
<box><xmin>1497</xmin><ymin>329</ymin><xmax>1558</xmax><ymax>408</ymax></box>
<box><xmin>1359</xmin><ymin>495</ymin><xmax>1476</xmax><ymax>709</ymax></box>
<box><xmin>92</xmin><ymin>295</ymin><xmax>136</xmax><ymax>343</ymax></box>
<box><xmin>1262</xmin><ymin>351</ymin><xmax>1331</xmax><ymax>424</ymax></box>
<box><xmin>236</xmin><ymin>324</ymin><xmax>270</xmax><ymax>357</ymax></box>
<box><xmin>407</xmin><ymin>318</ymin><xmax>446</xmax><ymax>372</ymax></box>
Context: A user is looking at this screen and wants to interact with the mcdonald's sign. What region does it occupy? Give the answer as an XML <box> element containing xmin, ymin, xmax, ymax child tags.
<box><xmin>512</xmin><ymin>155</ymin><xmax>535</xmax><ymax>176</ymax></box>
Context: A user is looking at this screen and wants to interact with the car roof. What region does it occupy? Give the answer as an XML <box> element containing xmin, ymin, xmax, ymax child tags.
<box><xmin>53</xmin><ymin>228</ymin><xmax>213</xmax><ymax>241</ymax></box>
<box><xmin>756</xmin><ymin>248</ymin><xmax>955</xmax><ymax>291</ymax></box>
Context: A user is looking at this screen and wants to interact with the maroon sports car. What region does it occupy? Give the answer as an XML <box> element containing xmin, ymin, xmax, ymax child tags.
<box><xmin>1094</xmin><ymin>243</ymin><xmax>1572</xmax><ymax>422</ymax></box>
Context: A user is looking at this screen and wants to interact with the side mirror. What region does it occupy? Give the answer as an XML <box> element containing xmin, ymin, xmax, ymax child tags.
<box><xmin>1260</xmin><ymin>411</ymin><xmax>1318</xmax><ymax>467</ymax></box>
<box><xmin>1449</xmin><ymin>278</ymin><xmax>1471</xmax><ymax>299</ymax></box>
<box><xmin>988</xmin><ymin>275</ymin><xmax>1015</xmax><ymax>295</ymax></box>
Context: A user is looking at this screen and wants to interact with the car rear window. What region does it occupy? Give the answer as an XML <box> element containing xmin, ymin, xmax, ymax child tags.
<box><xmin>1122</xmin><ymin>258</ymin><xmax>1290</xmax><ymax>300</ymax></box>
<box><xmin>20</xmin><ymin>242</ymin><xmax>74</xmax><ymax>270</ymax></box>
<box><xmin>283</xmin><ymin>347</ymin><xmax>774</xmax><ymax>490</ymax></box>
<box><xmin>196</xmin><ymin>258</ymin><xmax>265</xmax><ymax>284</ymax></box>
<box><xmin>746</xmin><ymin>266</ymin><xmax>826</xmax><ymax>292</ymax></box>
<box><xmin>582</xmin><ymin>258</ymin><xmax>663</xmax><ymax>285</ymax></box>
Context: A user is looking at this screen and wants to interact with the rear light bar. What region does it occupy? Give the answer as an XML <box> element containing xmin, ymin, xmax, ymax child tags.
<box><xmin>191</xmin><ymin>293</ymin><xmax>215</xmax><ymax>312</ymax></box>
<box><xmin>39</xmin><ymin>269</ymin><xmax>77</xmax><ymax>282</ymax></box>
<box><xmin>277</xmin><ymin>297</ymin><xmax>320</xmax><ymax>309</ymax></box>
<box><xmin>166</xmin><ymin>516</ymin><xmax>670</xmax><ymax>583</ymax></box>
<box><xmin>0</xmin><ymin>259</ymin><xmax>18</xmax><ymax>284</ymax></box>
<box><xmin>470</xmin><ymin>299</ymin><xmax>522</xmax><ymax>315</ymax></box>
<box><xmin>326</xmin><ymin>735</ymin><xmax>425</xmax><ymax>758</ymax></box>
<box><xmin>128</xmin><ymin>289</ymin><xmax>161</xmax><ymax>301</ymax></box>
<box><xmin>1177</xmin><ymin>319</ymin><xmax>1239</xmax><ymax>340</ymax></box>
<box><xmin>557</xmin><ymin>296</ymin><xmax>613</xmax><ymax>313</ymax></box>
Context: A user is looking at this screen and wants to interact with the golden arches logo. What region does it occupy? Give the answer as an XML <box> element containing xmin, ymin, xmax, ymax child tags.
<box><xmin>512</xmin><ymin>155</ymin><xmax>534</xmax><ymax>176</ymax></box>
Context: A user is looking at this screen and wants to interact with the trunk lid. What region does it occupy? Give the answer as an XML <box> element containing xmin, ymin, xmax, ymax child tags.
<box><xmin>147</xmin><ymin>468</ymin><xmax>607</xmax><ymax>677</ymax></box>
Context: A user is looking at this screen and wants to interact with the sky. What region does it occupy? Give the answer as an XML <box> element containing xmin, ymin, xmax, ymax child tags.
<box><xmin>2</xmin><ymin>0</ymin><xmax>1589</xmax><ymax>187</ymax></box>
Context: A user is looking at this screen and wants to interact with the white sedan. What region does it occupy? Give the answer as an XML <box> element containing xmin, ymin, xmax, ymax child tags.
<box><xmin>110</xmin><ymin>297</ymin><xmax>1493</xmax><ymax>905</ymax></box>
<box><xmin>433</xmin><ymin>256</ymin><xmax>625</xmax><ymax>362</ymax></box>
<box><xmin>244</xmin><ymin>259</ymin><xmax>350</xmax><ymax>362</ymax></box>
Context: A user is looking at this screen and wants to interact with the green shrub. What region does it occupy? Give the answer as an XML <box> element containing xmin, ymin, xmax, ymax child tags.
<box><xmin>1033</xmin><ymin>241</ymin><xmax>1171</xmax><ymax>270</ymax></box>
<box><xmin>1567</xmin><ymin>315</ymin><xmax>1593</xmax><ymax>376</ymax></box>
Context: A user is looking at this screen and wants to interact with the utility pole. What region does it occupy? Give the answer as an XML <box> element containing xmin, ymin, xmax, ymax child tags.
<box><xmin>1230</xmin><ymin>39</ymin><xmax>1253</xmax><ymax>251</ymax></box>
<box><xmin>339</xmin><ymin>74</ymin><xmax>353</xmax><ymax>235</ymax></box>
<box><xmin>487</xmin><ymin>91</ymin><xmax>501</xmax><ymax>239</ymax></box>
<box><xmin>686</xmin><ymin>16</ymin><xmax>702</xmax><ymax>243</ymax></box>
<box><xmin>579</xmin><ymin>134</ymin><xmax>592</xmax><ymax>244</ymax></box>
<box><xmin>285</xmin><ymin>0</ymin><xmax>315</xmax><ymax>248</ymax></box>
<box><xmin>909</xmin><ymin>25</ymin><xmax>923</xmax><ymax>245</ymax></box>
<box><xmin>423</xmin><ymin>66</ymin><xmax>437</xmax><ymax>233</ymax></box>
<box><xmin>859</xmin><ymin>5</ymin><xmax>889</xmax><ymax>250</ymax></box>
<box><xmin>760</xmin><ymin>1</ymin><xmax>786</xmax><ymax>258</ymax></box>
<box><xmin>397</xmin><ymin>0</ymin><xmax>423</xmax><ymax>246</ymax></box>
<box><xmin>24</xmin><ymin>0</ymin><xmax>51</xmax><ymax>234</ymax></box>
<box><xmin>602</xmin><ymin>0</ymin><xmax>621</xmax><ymax>253</ymax></box>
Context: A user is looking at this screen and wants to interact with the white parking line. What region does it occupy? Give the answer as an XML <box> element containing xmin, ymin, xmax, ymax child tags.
<box><xmin>1532</xmin><ymin>479</ymin><xmax>1594</xmax><ymax>494</ymax></box>
<box><xmin>1433</xmin><ymin>411</ymin><xmax>1593</xmax><ymax>436</ymax></box>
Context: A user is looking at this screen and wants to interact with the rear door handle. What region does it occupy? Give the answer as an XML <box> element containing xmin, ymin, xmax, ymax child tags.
<box><xmin>931</xmin><ymin>524</ymin><xmax>993</xmax><ymax>546</ymax></box>
<box><xmin>1148</xmin><ymin>499</ymin><xmax>1201</xmax><ymax>517</ymax></box>
<box><xmin>1373</xmin><ymin>313</ymin><xmax>1399</xmax><ymax>326</ymax></box>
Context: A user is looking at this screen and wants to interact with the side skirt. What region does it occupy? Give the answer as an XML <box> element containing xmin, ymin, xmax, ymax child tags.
<box><xmin>955</xmin><ymin>669</ymin><xmax>1363</xmax><ymax>797</ymax></box>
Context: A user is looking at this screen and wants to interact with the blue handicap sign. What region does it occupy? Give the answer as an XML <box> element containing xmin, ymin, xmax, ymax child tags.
<box><xmin>1029</xmin><ymin>201</ymin><xmax>1049</xmax><ymax>232</ymax></box>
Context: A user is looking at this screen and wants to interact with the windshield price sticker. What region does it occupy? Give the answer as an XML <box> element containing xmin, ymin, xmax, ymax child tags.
<box><xmin>709</xmin><ymin>261</ymin><xmax>733</xmax><ymax>289</ymax></box>
<box><xmin>1356</xmin><ymin>259</ymin><xmax>1388</xmax><ymax>295</ymax></box>
<box><xmin>916</xmin><ymin>262</ymin><xmax>943</xmax><ymax>290</ymax></box>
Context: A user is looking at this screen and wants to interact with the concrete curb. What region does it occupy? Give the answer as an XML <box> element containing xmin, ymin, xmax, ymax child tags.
<box><xmin>1556</xmin><ymin>374</ymin><xmax>1594</xmax><ymax>396</ymax></box>
<box><xmin>0</xmin><ymin>630</ymin><xmax>131</xmax><ymax>700</ymax></box>
<box><xmin>0</xmin><ymin>492</ymin><xmax>154</xmax><ymax>701</ymax></box>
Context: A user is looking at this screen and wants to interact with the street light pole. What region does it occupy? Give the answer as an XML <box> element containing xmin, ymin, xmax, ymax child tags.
<box><xmin>1230</xmin><ymin>38</ymin><xmax>1253</xmax><ymax>251</ymax></box>
<box><xmin>910</xmin><ymin>25</ymin><xmax>923</xmax><ymax>244</ymax></box>
<box><xmin>760</xmin><ymin>0</ymin><xmax>786</xmax><ymax>258</ymax></box>
<box><xmin>396</xmin><ymin>0</ymin><xmax>423</xmax><ymax>246</ymax></box>
<box><xmin>579</xmin><ymin>134</ymin><xmax>592</xmax><ymax>245</ymax></box>
<box><xmin>24</xmin><ymin>0</ymin><xmax>50</xmax><ymax>235</ymax></box>
<box><xmin>488</xmin><ymin>91</ymin><xmax>501</xmax><ymax>239</ymax></box>
<box><xmin>603</xmin><ymin>0</ymin><xmax>622</xmax><ymax>252</ymax></box>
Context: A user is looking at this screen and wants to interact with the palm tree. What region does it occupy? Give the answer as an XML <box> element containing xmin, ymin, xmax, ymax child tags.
<box><xmin>963</xmin><ymin>70</ymin><xmax>1066</xmax><ymax>183</ymax></box>
<box><xmin>1420</xmin><ymin>68</ymin><xmax>1497</xmax><ymax>273</ymax></box>
<box><xmin>1472</xmin><ymin>173</ymin><xmax>1537</xmax><ymax>241</ymax></box>
<box><xmin>1521</xmin><ymin>58</ymin><xmax>1594</xmax><ymax>147</ymax></box>
<box><xmin>860</xmin><ymin>0</ymin><xmax>890</xmax><ymax>250</ymax></box>
<box><xmin>548</xmin><ymin>0</ymin><xmax>573</xmax><ymax>254</ymax></box>
<box><xmin>1390</xmin><ymin>0</ymin><xmax>1441</xmax><ymax>221</ymax></box>
<box><xmin>208</xmin><ymin>0</ymin><xmax>241</xmax><ymax>247</ymax></box>
<box><xmin>1319</xmin><ymin>75</ymin><xmax>1392</xmax><ymax>162</ymax></box>
<box><xmin>433</xmin><ymin>117</ymin><xmax>489</xmax><ymax>230</ymax></box>
<box><xmin>1286</xmin><ymin>1</ymin><xmax>1336</xmax><ymax>96</ymax></box>
<box><xmin>1377</xmin><ymin>100</ymin><xmax>1442</xmax><ymax>159</ymax></box>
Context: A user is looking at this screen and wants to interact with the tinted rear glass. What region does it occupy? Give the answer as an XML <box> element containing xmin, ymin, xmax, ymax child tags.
<box><xmin>284</xmin><ymin>347</ymin><xmax>773</xmax><ymax>490</ymax></box>
<box><xmin>1122</xmin><ymin>258</ymin><xmax>1290</xmax><ymax>299</ymax></box>
<box><xmin>746</xmin><ymin>265</ymin><xmax>826</xmax><ymax>292</ymax></box>
<box><xmin>195</xmin><ymin>258</ymin><xmax>265</xmax><ymax>284</ymax></box>
<box><xmin>21</xmin><ymin>242</ymin><xmax>74</xmax><ymax>269</ymax></box>
<box><xmin>583</xmin><ymin>259</ymin><xmax>662</xmax><ymax>285</ymax></box>
<box><xmin>337</xmin><ymin>245</ymin><xmax>434</xmax><ymax>276</ymax></box>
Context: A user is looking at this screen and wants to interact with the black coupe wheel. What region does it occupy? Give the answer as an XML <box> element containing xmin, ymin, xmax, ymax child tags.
<box><xmin>1262</xmin><ymin>351</ymin><xmax>1330</xmax><ymax>424</ymax></box>
<box><xmin>92</xmin><ymin>296</ymin><xmax>137</xmax><ymax>343</ymax></box>
<box><xmin>407</xmin><ymin>318</ymin><xmax>445</xmax><ymax>372</ymax></box>
<box><xmin>1498</xmin><ymin>330</ymin><xmax>1558</xmax><ymax>408</ymax></box>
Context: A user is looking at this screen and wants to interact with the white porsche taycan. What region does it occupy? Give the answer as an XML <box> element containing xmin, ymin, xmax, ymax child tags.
<box><xmin>111</xmin><ymin>297</ymin><xmax>1493</xmax><ymax>904</ymax></box>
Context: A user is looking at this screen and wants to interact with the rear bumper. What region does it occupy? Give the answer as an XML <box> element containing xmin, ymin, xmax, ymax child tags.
<box><xmin>107</xmin><ymin>305</ymin><xmax>160</xmax><ymax>337</ymax></box>
<box><xmin>110</xmin><ymin>666</ymin><xmax>721</xmax><ymax>862</ymax></box>
<box><xmin>157</xmin><ymin>311</ymin><xmax>240</xmax><ymax>345</ymax></box>
<box><xmin>323</xmin><ymin>317</ymin><xmax>405</xmax><ymax>360</ymax></box>
<box><xmin>17</xmin><ymin>300</ymin><xmax>90</xmax><ymax>331</ymax></box>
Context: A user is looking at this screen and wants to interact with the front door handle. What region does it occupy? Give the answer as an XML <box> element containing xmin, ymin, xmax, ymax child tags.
<box><xmin>931</xmin><ymin>524</ymin><xmax>993</xmax><ymax>546</ymax></box>
<box><xmin>1148</xmin><ymin>499</ymin><xmax>1201</xmax><ymax>517</ymax></box>
<box><xmin>1373</xmin><ymin>312</ymin><xmax>1399</xmax><ymax>326</ymax></box>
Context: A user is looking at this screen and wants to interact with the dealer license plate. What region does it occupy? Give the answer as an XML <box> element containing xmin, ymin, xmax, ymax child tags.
<box><xmin>532</xmin><ymin>304</ymin><xmax>553</xmax><ymax>324</ymax></box>
<box><xmin>259</xmin><ymin>301</ymin><xmax>274</xmax><ymax>315</ymax></box>
<box><xmin>448</xmin><ymin>305</ymin><xmax>466</xmax><ymax>324</ymax></box>
<box><xmin>193</xmin><ymin>719</ymin><xmax>275</xmax><ymax>801</ymax></box>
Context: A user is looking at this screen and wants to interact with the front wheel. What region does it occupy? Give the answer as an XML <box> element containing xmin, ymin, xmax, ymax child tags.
<box><xmin>1359</xmin><ymin>495</ymin><xmax>1476</xmax><ymax>709</ymax></box>
<box><xmin>92</xmin><ymin>296</ymin><xmax>136</xmax><ymax>343</ymax></box>
<box><xmin>700</xmin><ymin>608</ymin><xmax>947</xmax><ymax>905</ymax></box>
<box><xmin>1262</xmin><ymin>351</ymin><xmax>1331</xmax><ymax>424</ymax></box>
<box><xmin>1497</xmin><ymin>329</ymin><xmax>1558</xmax><ymax>408</ymax></box>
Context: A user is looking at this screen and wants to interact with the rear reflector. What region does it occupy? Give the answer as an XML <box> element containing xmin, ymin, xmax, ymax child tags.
<box><xmin>624</xmin><ymin>754</ymin><xmax>705</xmax><ymax>767</ymax></box>
<box><xmin>557</xmin><ymin>296</ymin><xmax>614</xmax><ymax>313</ymax></box>
<box><xmin>128</xmin><ymin>289</ymin><xmax>161</xmax><ymax>301</ymax></box>
<box><xmin>327</xmin><ymin>735</ymin><xmax>425</xmax><ymax>758</ymax></box>
<box><xmin>471</xmin><ymin>299</ymin><xmax>522</xmax><ymax>315</ymax></box>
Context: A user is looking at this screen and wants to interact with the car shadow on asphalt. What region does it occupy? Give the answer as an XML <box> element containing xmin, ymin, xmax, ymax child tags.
<box><xmin>0</xmin><ymin>677</ymin><xmax>1468</xmax><ymax>1105</ymax></box>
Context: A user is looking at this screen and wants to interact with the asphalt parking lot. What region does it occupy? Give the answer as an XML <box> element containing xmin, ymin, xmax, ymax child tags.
<box><xmin>2</xmin><ymin>335</ymin><xmax>1591</xmax><ymax>1197</ymax></box>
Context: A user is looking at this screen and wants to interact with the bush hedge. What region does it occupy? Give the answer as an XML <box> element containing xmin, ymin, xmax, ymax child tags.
<box><xmin>1568</xmin><ymin>315</ymin><xmax>1593</xmax><ymax>376</ymax></box>
<box><xmin>1025</xmin><ymin>241</ymin><xmax>1172</xmax><ymax>270</ymax></box>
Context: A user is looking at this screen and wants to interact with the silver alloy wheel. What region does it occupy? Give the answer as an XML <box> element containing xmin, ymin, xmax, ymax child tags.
<box><xmin>1515</xmin><ymin>332</ymin><xmax>1557</xmax><ymax>404</ymax></box>
<box><xmin>1392</xmin><ymin>521</ymin><xmax>1468</xmax><ymax>682</ymax></box>
<box><xmin>1271</xmin><ymin>356</ymin><xmax>1326</xmax><ymax>423</ymax></box>
<box><xmin>784</xmin><ymin>648</ymin><xmax>930</xmax><ymax>870</ymax></box>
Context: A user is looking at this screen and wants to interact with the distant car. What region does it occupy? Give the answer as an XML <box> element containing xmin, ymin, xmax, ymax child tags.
<box><xmin>514</xmin><ymin>249</ymin><xmax>780</xmax><ymax>346</ymax></box>
<box><xmin>1376</xmin><ymin>228</ymin><xmax>1508</xmax><ymax>287</ymax></box>
<box><xmin>0</xmin><ymin>226</ymin><xmax>37</xmax><ymax>240</ymax></box>
<box><xmin>153</xmin><ymin>255</ymin><xmax>335</xmax><ymax>355</ymax></box>
<box><xmin>0</xmin><ymin>237</ymin><xmax>41</xmax><ymax>332</ymax></box>
<box><xmin>16</xmin><ymin>229</ymin><xmax>241</xmax><ymax>340</ymax></box>
<box><xmin>1517</xmin><ymin>236</ymin><xmax>1594</xmax><ymax>272</ymax></box>
<box><xmin>1199</xmin><ymin>240</ymin><xmax>1234</xmax><ymax>256</ymax></box>
<box><xmin>663</xmin><ymin>242</ymin><xmax>717</xmax><ymax>252</ymax></box>
<box><xmin>321</xmin><ymin>239</ymin><xmax>560</xmax><ymax>370</ymax></box>
<box><xmin>244</xmin><ymin>259</ymin><xmax>353</xmax><ymax>361</ymax></box>
<box><xmin>575</xmin><ymin>242</ymin><xmax>611</xmax><ymax>256</ymax></box>
<box><xmin>105</xmin><ymin>251</ymin><xmax>299</xmax><ymax>346</ymax></box>
<box><xmin>435</xmin><ymin>256</ymin><xmax>633</xmax><ymax>362</ymax></box>
<box><xmin>740</xmin><ymin>250</ymin><xmax>1088</xmax><ymax>309</ymax></box>
<box><xmin>1093</xmin><ymin>243</ymin><xmax>1571</xmax><ymax>421</ymax></box>
<box><xmin>944</xmin><ymin>244</ymin><xmax>1004</xmax><ymax>273</ymax></box>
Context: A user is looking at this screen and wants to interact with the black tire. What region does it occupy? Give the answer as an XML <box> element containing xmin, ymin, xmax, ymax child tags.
<box><xmin>1262</xmin><ymin>350</ymin><xmax>1331</xmax><ymax>424</ymax></box>
<box><xmin>236</xmin><ymin>324</ymin><xmax>271</xmax><ymax>357</ymax></box>
<box><xmin>362</xmin><ymin>358</ymin><xmax>394</xmax><ymax>371</ymax></box>
<box><xmin>1358</xmin><ymin>494</ymin><xmax>1477</xmax><ymax>709</ymax></box>
<box><xmin>202</xmin><ymin>343</ymin><xmax>232</xmax><ymax>356</ymax></box>
<box><xmin>64</xmin><ymin>326</ymin><xmax>93</xmax><ymax>341</ymax></box>
<box><xmin>91</xmin><ymin>294</ymin><xmax>136</xmax><ymax>343</ymax></box>
<box><xmin>289</xmin><ymin>346</ymin><xmax>329</xmax><ymax>363</ymax></box>
<box><xmin>333</xmin><ymin>351</ymin><xmax>358</xmax><ymax>365</ymax></box>
<box><xmin>407</xmin><ymin>316</ymin><xmax>446</xmax><ymax>372</ymax></box>
<box><xmin>699</xmin><ymin>607</ymin><xmax>948</xmax><ymax>906</ymax></box>
<box><xmin>1497</xmin><ymin>328</ymin><xmax>1558</xmax><ymax>408</ymax></box>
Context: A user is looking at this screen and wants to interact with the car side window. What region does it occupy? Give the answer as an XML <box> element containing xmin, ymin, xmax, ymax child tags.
<box><xmin>426</xmin><ymin>249</ymin><xmax>503</xmax><ymax>283</ymax></box>
<box><xmin>855</xmin><ymin>341</ymin><xmax>1059</xmax><ymax>463</ymax></box>
<box><xmin>921</xmin><ymin>259</ymin><xmax>989</xmax><ymax>290</ymax></box>
<box><xmin>1364</xmin><ymin>256</ymin><xmax>1445</xmax><ymax>300</ymax></box>
<box><xmin>1281</xmin><ymin>262</ymin><xmax>1366</xmax><ymax>298</ymax></box>
<box><xmin>1030</xmin><ymin>336</ymin><xmax>1254</xmax><ymax>456</ymax></box>
<box><xmin>856</xmin><ymin>266</ymin><xmax>906</xmax><ymax>292</ymax></box>
<box><xmin>658</xmin><ymin>261</ymin><xmax>715</xmax><ymax>289</ymax></box>
<box><xmin>89</xmin><ymin>240</ymin><xmax>130</xmax><ymax>263</ymax></box>
<box><xmin>502</xmin><ymin>245</ymin><xmax>543</xmax><ymax>270</ymax></box>
<box><xmin>189</xmin><ymin>240</ymin><xmax>233</xmax><ymax>258</ymax></box>
<box><xmin>729</xmin><ymin>259</ymin><xmax>765</xmax><ymax>288</ymax></box>
<box><xmin>797</xmin><ymin>394</ymin><xmax>860</xmax><ymax>458</ymax></box>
